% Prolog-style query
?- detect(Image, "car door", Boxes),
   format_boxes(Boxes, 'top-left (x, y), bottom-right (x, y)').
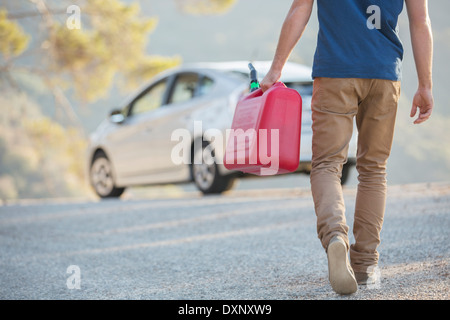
top-left (145, 72), bottom-right (208, 174)
top-left (147, 72), bottom-right (221, 176)
top-left (106, 77), bottom-right (171, 179)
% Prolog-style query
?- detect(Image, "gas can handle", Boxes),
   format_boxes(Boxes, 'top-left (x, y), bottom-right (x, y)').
top-left (244, 81), bottom-right (285, 100)
top-left (246, 87), bottom-right (263, 99)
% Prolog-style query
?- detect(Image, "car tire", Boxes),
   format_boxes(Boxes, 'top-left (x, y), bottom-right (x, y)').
top-left (191, 141), bottom-right (237, 195)
top-left (90, 151), bottom-right (125, 198)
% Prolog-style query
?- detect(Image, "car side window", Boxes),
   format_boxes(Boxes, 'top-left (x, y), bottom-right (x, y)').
top-left (131, 79), bottom-right (168, 116)
top-left (168, 73), bottom-right (199, 104)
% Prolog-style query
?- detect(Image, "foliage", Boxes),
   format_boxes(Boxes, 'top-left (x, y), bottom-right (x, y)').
top-left (1, 0), bottom-right (180, 103)
top-left (0, 9), bottom-right (30, 59)
top-left (0, 92), bottom-right (90, 200)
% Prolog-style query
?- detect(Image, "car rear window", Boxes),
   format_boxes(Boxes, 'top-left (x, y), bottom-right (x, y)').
top-left (285, 82), bottom-right (313, 96)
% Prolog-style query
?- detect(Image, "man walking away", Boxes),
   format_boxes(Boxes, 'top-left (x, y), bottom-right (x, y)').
top-left (260, 0), bottom-right (434, 295)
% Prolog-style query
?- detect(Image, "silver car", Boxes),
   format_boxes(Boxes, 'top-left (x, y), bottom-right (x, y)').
top-left (87, 61), bottom-right (357, 198)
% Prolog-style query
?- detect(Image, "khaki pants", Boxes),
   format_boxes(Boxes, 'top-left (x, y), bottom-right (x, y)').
top-left (310, 77), bottom-right (401, 273)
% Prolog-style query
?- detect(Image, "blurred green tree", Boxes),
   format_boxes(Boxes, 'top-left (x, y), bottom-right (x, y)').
top-left (0, 9), bottom-right (30, 58)
top-left (1, 0), bottom-right (182, 199)
top-left (0, 92), bottom-right (90, 200)
top-left (1, 0), bottom-right (181, 107)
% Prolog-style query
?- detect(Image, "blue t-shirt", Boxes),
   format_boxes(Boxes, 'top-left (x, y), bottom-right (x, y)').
top-left (312, 0), bottom-right (405, 81)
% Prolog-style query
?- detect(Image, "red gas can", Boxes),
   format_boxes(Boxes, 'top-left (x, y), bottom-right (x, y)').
top-left (224, 81), bottom-right (302, 176)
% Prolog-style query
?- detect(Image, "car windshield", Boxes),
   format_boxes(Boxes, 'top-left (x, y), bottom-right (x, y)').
top-left (131, 79), bottom-right (168, 116)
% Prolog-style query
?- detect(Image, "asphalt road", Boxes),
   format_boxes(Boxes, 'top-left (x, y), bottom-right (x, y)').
top-left (0, 179), bottom-right (449, 300)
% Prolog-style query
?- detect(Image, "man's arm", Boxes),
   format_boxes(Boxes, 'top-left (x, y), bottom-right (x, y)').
top-left (406, 0), bottom-right (434, 124)
top-left (260, 0), bottom-right (314, 92)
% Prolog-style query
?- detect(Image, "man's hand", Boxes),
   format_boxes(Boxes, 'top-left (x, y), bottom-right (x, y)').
top-left (260, 69), bottom-right (281, 92)
top-left (410, 87), bottom-right (433, 124)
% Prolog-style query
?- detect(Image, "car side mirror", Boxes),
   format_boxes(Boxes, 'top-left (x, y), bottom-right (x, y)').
top-left (109, 109), bottom-right (125, 124)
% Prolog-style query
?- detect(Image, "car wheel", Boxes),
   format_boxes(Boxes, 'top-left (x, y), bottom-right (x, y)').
top-left (192, 141), bottom-right (236, 194)
top-left (90, 151), bottom-right (125, 198)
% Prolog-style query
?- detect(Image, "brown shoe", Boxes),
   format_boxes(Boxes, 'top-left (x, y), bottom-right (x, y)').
top-left (327, 236), bottom-right (358, 295)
